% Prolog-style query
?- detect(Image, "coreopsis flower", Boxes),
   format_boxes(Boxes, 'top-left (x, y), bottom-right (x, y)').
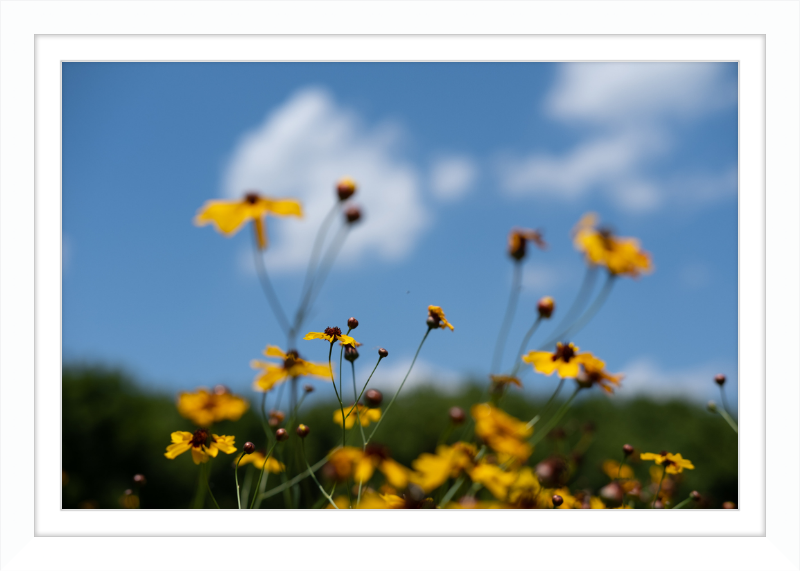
top-left (507, 228), bottom-right (547, 261)
top-left (410, 442), bottom-right (477, 492)
top-left (334, 404), bottom-right (381, 429)
top-left (303, 326), bottom-right (358, 346)
top-left (236, 450), bottom-right (285, 473)
top-left (489, 374), bottom-right (522, 388)
top-left (194, 192), bottom-right (303, 250)
top-left (164, 429), bottom-right (236, 464)
top-left (327, 492), bottom-right (408, 509)
top-left (640, 451), bottom-right (695, 474)
top-left (577, 357), bottom-right (624, 393)
top-left (447, 499), bottom-right (507, 509)
top-left (177, 387), bottom-right (249, 427)
top-left (468, 462), bottom-right (518, 501)
top-left (327, 445), bottom-right (410, 489)
top-left (522, 342), bottom-right (597, 379)
top-left (427, 305), bottom-right (454, 331)
top-left (471, 403), bottom-right (533, 463)
top-left (507, 467), bottom-right (542, 508)
top-left (250, 346), bottom-right (329, 392)
top-left (572, 213), bottom-right (652, 277)
top-left (602, 459), bottom-right (634, 481)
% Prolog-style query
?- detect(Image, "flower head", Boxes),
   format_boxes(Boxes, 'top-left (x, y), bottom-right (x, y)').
top-left (507, 228), bottom-right (547, 261)
top-left (194, 192), bottom-right (303, 250)
top-left (522, 342), bottom-right (597, 379)
top-left (489, 374), bottom-right (523, 389)
top-left (468, 461), bottom-right (518, 501)
top-left (410, 442), bottom-right (477, 493)
top-left (303, 326), bottom-right (358, 346)
top-left (427, 306), bottom-right (454, 331)
top-left (164, 429), bottom-right (236, 465)
top-left (640, 451), bottom-right (695, 474)
top-left (334, 404), bottom-right (381, 429)
top-left (236, 450), bottom-right (285, 473)
top-left (250, 346), bottom-right (329, 392)
top-left (572, 213), bottom-right (652, 277)
top-left (177, 387), bottom-right (249, 427)
top-left (577, 357), bottom-right (624, 393)
top-left (471, 403), bottom-right (533, 463)
top-left (327, 445), bottom-right (410, 489)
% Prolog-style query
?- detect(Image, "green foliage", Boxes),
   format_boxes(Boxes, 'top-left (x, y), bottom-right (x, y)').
top-left (62, 365), bottom-right (737, 509)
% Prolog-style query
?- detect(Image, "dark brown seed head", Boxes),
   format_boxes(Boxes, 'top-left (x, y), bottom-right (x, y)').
top-left (714, 374), bottom-right (726, 386)
top-left (690, 490), bottom-right (701, 502)
top-left (133, 474), bottom-right (146, 486)
top-left (347, 317), bottom-right (359, 330)
top-left (275, 428), bottom-right (289, 442)
top-left (449, 406), bottom-right (466, 424)
top-left (296, 424), bottom-right (310, 438)
top-left (345, 206), bottom-right (362, 224)
top-left (622, 444), bottom-right (634, 456)
top-left (243, 442), bottom-right (256, 454)
top-left (378, 347), bottom-right (389, 358)
top-left (426, 315), bottom-right (439, 329)
top-left (244, 192), bottom-right (259, 204)
top-left (324, 326), bottom-right (342, 340)
top-left (552, 494), bottom-right (564, 507)
top-left (344, 345), bottom-right (360, 362)
top-left (537, 296), bottom-right (555, 319)
top-left (365, 389), bottom-right (383, 408)
top-left (336, 178), bottom-right (356, 201)
top-left (190, 429), bottom-right (209, 448)
top-left (303, 384), bottom-right (314, 394)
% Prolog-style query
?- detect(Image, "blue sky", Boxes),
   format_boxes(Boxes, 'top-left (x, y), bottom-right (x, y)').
top-left (62, 63), bottom-right (738, 407)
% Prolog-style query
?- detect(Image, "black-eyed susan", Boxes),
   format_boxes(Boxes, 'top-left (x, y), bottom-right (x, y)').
top-left (522, 342), bottom-right (597, 379)
top-left (236, 450), bottom-right (285, 474)
top-left (164, 429), bottom-right (236, 464)
top-left (334, 404), bottom-right (381, 429)
top-left (410, 442), bottom-right (477, 493)
top-left (250, 346), bottom-right (329, 392)
top-left (572, 213), bottom-right (652, 278)
top-left (194, 192), bottom-right (303, 250)
top-left (176, 387), bottom-right (249, 427)
top-left (640, 451), bottom-right (695, 474)
top-left (303, 326), bottom-right (358, 346)
top-left (507, 228), bottom-right (547, 261)
top-left (577, 357), bottom-right (624, 393)
top-left (471, 403), bottom-right (533, 463)
top-left (427, 305), bottom-right (454, 331)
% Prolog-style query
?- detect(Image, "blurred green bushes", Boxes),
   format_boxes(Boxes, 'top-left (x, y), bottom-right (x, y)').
top-left (62, 364), bottom-right (737, 509)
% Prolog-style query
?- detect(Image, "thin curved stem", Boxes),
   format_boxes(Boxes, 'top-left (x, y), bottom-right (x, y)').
top-left (346, 356), bottom-right (384, 419)
top-left (553, 273), bottom-right (616, 345)
top-left (539, 265), bottom-right (598, 349)
top-left (365, 327), bottom-right (431, 445)
top-left (252, 231), bottom-right (290, 334)
top-left (526, 378), bottom-right (565, 429)
top-left (301, 441), bottom-right (338, 509)
top-left (492, 262), bottom-right (522, 373)
top-left (249, 442), bottom-right (278, 509)
top-left (529, 386), bottom-right (581, 448)
top-left (328, 342), bottom-right (349, 507)
top-left (652, 469), bottom-right (665, 508)
top-left (299, 225), bottom-right (350, 326)
top-left (719, 385), bottom-right (736, 422)
top-left (235, 454), bottom-right (245, 509)
top-left (203, 464), bottom-right (221, 509)
top-left (671, 496), bottom-right (693, 510)
top-left (510, 316), bottom-right (542, 377)
top-left (351, 361), bottom-right (367, 447)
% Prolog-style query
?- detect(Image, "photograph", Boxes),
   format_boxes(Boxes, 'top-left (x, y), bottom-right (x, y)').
top-left (61, 61), bottom-right (739, 511)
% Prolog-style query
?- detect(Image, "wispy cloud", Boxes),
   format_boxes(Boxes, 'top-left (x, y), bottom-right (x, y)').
top-left (429, 155), bottom-right (478, 202)
top-left (364, 357), bottom-right (463, 396)
top-left (496, 63), bottom-right (737, 213)
top-left (224, 88), bottom-right (431, 273)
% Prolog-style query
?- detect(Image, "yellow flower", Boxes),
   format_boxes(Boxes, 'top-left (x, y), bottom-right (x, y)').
top-left (236, 450), bottom-right (285, 473)
top-left (507, 467), bottom-right (542, 508)
top-left (250, 346), bottom-right (329, 392)
top-left (522, 342), bottom-right (597, 379)
top-left (194, 192), bottom-right (303, 250)
top-left (164, 429), bottom-right (236, 464)
top-left (471, 403), bottom-right (533, 463)
top-left (327, 445), bottom-right (410, 489)
top-left (176, 387), bottom-right (249, 427)
top-left (547, 487), bottom-right (579, 509)
top-left (427, 305), bottom-right (454, 331)
top-left (468, 462), bottom-right (518, 501)
top-left (578, 357), bottom-right (624, 393)
top-left (334, 404), bottom-right (381, 429)
top-left (410, 442), bottom-right (477, 493)
top-left (303, 326), bottom-right (358, 346)
top-left (489, 374), bottom-right (522, 388)
top-left (602, 459), bottom-right (634, 481)
top-left (446, 499), bottom-right (507, 509)
top-left (327, 491), bottom-right (410, 509)
top-left (640, 451), bottom-right (694, 474)
top-left (572, 213), bottom-right (653, 277)
top-left (507, 228), bottom-right (547, 261)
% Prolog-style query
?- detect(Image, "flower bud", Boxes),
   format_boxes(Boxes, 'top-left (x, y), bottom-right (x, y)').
top-left (622, 444), bottom-right (634, 456)
top-left (124, 488), bottom-right (134, 496)
top-left (344, 345), bottom-right (360, 362)
top-left (345, 206), bottom-right (362, 224)
top-left (714, 374), bottom-right (726, 386)
top-left (303, 384), bottom-right (314, 393)
top-left (133, 474), bottom-right (146, 486)
top-left (243, 442), bottom-right (256, 454)
top-left (449, 406), bottom-right (466, 424)
top-left (365, 389), bottom-right (383, 408)
top-left (296, 424), bottom-right (310, 438)
top-left (599, 481), bottom-right (624, 506)
top-left (336, 177), bottom-right (356, 201)
top-left (707, 401), bottom-right (718, 413)
top-left (213, 384), bottom-right (230, 395)
top-left (722, 501), bottom-right (736, 509)
top-left (378, 347), bottom-right (389, 359)
top-left (537, 296), bottom-right (555, 319)
top-left (653, 500), bottom-right (664, 509)
top-left (268, 410), bottom-right (285, 427)
top-left (551, 494), bottom-right (563, 507)
top-left (276, 428), bottom-right (289, 441)
top-left (690, 490), bottom-right (701, 502)
top-left (347, 317), bottom-right (359, 330)
top-left (426, 315), bottom-right (439, 329)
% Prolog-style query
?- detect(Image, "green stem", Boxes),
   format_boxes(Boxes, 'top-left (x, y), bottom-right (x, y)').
top-left (235, 454), bottom-right (245, 509)
top-left (439, 475), bottom-right (466, 507)
top-left (671, 496), bottom-right (693, 510)
top-left (526, 378), bottom-right (565, 429)
top-left (616, 455), bottom-right (628, 480)
top-left (351, 361), bottom-right (367, 447)
top-left (492, 261), bottom-right (522, 374)
top-left (718, 407), bottom-right (739, 434)
top-left (510, 317), bottom-right (542, 377)
top-left (193, 462), bottom-right (208, 509)
top-left (652, 468), bottom-right (665, 508)
top-left (555, 273), bottom-right (616, 344)
top-left (345, 356), bottom-right (385, 419)
top-left (366, 327), bottom-right (431, 445)
top-left (249, 442), bottom-right (278, 509)
top-left (203, 463), bottom-right (221, 509)
top-left (328, 342), bottom-right (349, 507)
top-left (529, 386), bottom-right (581, 448)
top-left (539, 266), bottom-right (597, 349)
top-left (338, 327), bottom-right (352, 398)
top-left (302, 441), bottom-right (338, 509)
top-left (719, 385), bottom-right (737, 427)
top-left (252, 231), bottom-right (290, 335)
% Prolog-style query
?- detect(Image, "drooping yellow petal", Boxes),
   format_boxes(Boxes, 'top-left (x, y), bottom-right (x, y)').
top-left (523, 351), bottom-right (559, 376)
top-left (293, 361), bottom-right (331, 379)
top-left (380, 459), bottom-right (410, 489)
top-left (170, 431), bottom-right (193, 444)
top-left (263, 198), bottom-right (303, 217)
top-left (212, 434), bottom-right (237, 454)
top-left (194, 200), bottom-right (252, 235)
top-left (203, 444), bottom-right (219, 458)
top-left (191, 447), bottom-right (209, 465)
top-left (338, 334), bottom-right (358, 347)
top-left (251, 361), bottom-right (288, 392)
top-left (263, 346), bottom-right (286, 359)
top-left (303, 331), bottom-right (331, 342)
top-left (164, 441), bottom-right (192, 459)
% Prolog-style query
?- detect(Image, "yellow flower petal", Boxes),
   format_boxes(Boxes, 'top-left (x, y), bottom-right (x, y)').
top-left (164, 441), bottom-right (192, 459)
top-left (191, 447), bottom-right (208, 465)
top-left (263, 198), bottom-right (303, 218)
top-left (194, 201), bottom-right (252, 235)
top-left (263, 345), bottom-right (286, 359)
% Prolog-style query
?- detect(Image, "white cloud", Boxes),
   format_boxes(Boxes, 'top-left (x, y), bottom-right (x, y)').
top-left (616, 357), bottom-right (737, 408)
top-left (224, 88), bottom-right (431, 273)
top-left (429, 155), bottom-right (477, 201)
top-left (679, 262), bottom-right (713, 290)
top-left (521, 261), bottom-right (574, 294)
top-left (363, 357), bottom-right (463, 396)
top-left (497, 63), bottom-right (737, 213)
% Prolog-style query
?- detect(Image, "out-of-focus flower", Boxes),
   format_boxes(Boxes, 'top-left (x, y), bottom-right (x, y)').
top-left (194, 192), bottom-right (303, 250)
top-left (327, 445), bottom-right (410, 489)
top-left (602, 459), bottom-right (634, 481)
top-left (410, 442), bottom-right (477, 493)
top-left (640, 451), bottom-right (695, 474)
top-left (537, 296), bottom-right (555, 319)
top-left (334, 404), bottom-right (381, 429)
top-left (337, 177), bottom-right (357, 201)
top-left (304, 326), bottom-right (358, 346)
top-left (468, 461), bottom-right (518, 500)
top-left (572, 213), bottom-right (652, 277)
top-left (522, 342), bottom-right (597, 379)
top-left (236, 450), bottom-right (285, 473)
top-left (164, 429), bottom-right (236, 464)
top-left (577, 357), bottom-right (624, 393)
top-left (447, 499), bottom-right (507, 509)
top-left (507, 228), bottom-right (547, 261)
top-left (544, 487), bottom-right (579, 509)
top-left (427, 306), bottom-right (454, 331)
top-left (535, 456), bottom-right (569, 488)
top-left (489, 374), bottom-right (522, 389)
top-left (177, 387), bottom-right (249, 427)
top-left (250, 346), bottom-right (329, 393)
top-left (119, 490), bottom-right (140, 509)
top-left (471, 403), bottom-right (533, 463)
top-left (507, 467), bottom-right (542, 508)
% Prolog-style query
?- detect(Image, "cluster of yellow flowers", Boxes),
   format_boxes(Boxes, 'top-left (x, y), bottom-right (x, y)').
top-left (153, 178), bottom-right (736, 511)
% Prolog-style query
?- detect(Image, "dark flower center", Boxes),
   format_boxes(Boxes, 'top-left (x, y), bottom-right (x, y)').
top-left (598, 227), bottom-right (615, 249)
top-left (190, 429), bottom-right (209, 448)
top-left (324, 326), bottom-right (342, 340)
top-left (244, 192), bottom-right (259, 204)
top-left (553, 344), bottom-right (576, 363)
top-left (284, 350), bottom-right (300, 369)
top-left (364, 443), bottom-right (390, 460)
